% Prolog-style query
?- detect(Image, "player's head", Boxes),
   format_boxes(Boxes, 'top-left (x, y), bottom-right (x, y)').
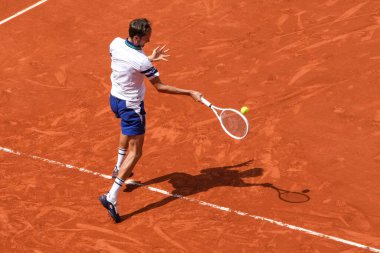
top-left (129, 18), bottom-right (152, 48)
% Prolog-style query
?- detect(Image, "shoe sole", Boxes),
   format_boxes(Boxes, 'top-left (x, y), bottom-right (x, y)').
top-left (98, 195), bottom-right (121, 223)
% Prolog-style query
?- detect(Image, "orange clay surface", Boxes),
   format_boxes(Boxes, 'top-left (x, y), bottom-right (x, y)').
top-left (0, 0), bottom-right (39, 21)
top-left (1, 0), bottom-right (380, 252)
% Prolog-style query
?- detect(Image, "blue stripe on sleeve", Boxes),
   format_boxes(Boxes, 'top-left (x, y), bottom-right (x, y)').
top-left (141, 66), bottom-right (155, 74)
top-left (146, 69), bottom-right (158, 77)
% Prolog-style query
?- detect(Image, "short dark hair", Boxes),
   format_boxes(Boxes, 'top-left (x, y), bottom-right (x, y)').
top-left (129, 18), bottom-right (151, 38)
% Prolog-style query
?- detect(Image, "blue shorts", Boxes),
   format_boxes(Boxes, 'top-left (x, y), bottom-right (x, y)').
top-left (110, 95), bottom-right (146, 136)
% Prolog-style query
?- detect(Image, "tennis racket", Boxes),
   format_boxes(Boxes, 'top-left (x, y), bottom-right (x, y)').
top-left (200, 97), bottom-right (249, 140)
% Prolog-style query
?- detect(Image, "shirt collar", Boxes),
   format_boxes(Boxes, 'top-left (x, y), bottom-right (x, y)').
top-left (125, 38), bottom-right (142, 50)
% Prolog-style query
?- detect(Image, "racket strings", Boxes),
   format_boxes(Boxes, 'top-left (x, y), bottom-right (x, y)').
top-left (220, 110), bottom-right (248, 139)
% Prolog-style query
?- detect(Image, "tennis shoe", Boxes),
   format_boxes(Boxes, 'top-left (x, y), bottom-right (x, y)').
top-left (98, 194), bottom-right (121, 223)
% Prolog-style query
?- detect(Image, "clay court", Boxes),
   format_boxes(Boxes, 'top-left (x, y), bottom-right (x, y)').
top-left (1, 0), bottom-right (380, 252)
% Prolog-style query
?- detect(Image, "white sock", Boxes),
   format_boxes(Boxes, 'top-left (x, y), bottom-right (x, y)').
top-left (116, 148), bottom-right (127, 169)
top-left (107, 177), bottom-right (125, 204)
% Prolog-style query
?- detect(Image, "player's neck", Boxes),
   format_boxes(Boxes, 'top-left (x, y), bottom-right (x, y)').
top-left (126, 38), bottom-right (142, 50)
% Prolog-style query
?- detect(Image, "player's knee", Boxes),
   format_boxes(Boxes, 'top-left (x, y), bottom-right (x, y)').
top-left (119, 140), bottom-right (128, 149)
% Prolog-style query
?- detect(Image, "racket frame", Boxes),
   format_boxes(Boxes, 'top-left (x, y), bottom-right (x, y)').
top-left (201, 97), bottom-right (249, 140)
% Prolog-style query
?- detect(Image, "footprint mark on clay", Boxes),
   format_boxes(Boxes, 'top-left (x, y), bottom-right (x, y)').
top-left (201, 0), bottom-right (218, 17)
top-left (296, 11), bottom-right (306, 30)
top-left (54, 65), bottom-right (68, 87)
top-left (288, 61), bottom-right (321, 86)
top-left (277, 14), bottom-right (289, 33)
top-left (334, 1), bottom-right (369, 22)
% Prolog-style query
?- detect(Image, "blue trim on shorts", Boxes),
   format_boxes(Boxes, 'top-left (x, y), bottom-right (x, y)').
top-left (110, 95), bottom-right (146, 136)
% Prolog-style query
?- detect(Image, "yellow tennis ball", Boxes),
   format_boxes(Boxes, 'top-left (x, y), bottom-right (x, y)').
top-left (240, 106), bottom-right (249, 114)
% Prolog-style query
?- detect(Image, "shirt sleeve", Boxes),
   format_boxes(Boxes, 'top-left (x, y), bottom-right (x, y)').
top-left (140, 59), bottom-right (160, 80)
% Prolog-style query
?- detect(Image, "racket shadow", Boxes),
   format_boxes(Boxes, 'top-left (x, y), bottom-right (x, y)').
top-left (257, 183), bottom-right (311, 204)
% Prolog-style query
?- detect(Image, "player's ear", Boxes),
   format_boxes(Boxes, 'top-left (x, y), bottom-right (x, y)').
top-left (132, 35), bottom-right (140, 44)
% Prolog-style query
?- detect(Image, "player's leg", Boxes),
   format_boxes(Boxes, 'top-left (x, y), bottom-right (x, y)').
top-left (112, 133), bottom-right (130, 178)
top-left (100, 134), bottom-right (144, 223)
top-left (100, 99), bottom-right (145, 222)
top-left (110, 94), bottom-right (129, 178)
top-left (118, 133), bottom-right (144, 180)
top-left (107, 134), bottom-right (144, 203)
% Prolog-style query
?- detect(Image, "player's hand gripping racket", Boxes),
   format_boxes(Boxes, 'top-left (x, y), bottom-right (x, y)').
top-left (200, 97), bottom-right (249, 140)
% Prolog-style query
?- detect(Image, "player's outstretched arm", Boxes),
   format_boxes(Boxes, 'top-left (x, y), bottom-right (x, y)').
top-left (150, 76), bottom-right (202, 102)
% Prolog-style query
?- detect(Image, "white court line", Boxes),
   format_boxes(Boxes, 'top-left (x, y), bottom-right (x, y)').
top-left (1, 145), bottom-right (379, 252)
top-left (0, 0), bottom-right (48, 26)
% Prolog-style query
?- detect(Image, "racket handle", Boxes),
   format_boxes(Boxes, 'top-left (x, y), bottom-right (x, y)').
top-left (200, 97), bottom-right (212, 107)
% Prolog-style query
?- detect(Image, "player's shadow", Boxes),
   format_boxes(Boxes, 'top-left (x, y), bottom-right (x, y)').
top-left (120, 161), bottom-right (311, 221)
top-left (120, 160), bottom-right (262, 221)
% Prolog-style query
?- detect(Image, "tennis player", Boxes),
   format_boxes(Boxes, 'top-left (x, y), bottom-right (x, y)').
top-left (99, 18), bottom-right (203, 223)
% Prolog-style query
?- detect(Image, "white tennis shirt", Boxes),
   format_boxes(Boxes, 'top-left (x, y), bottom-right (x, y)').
top-left (110, 37), bottom-right (159, 108)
